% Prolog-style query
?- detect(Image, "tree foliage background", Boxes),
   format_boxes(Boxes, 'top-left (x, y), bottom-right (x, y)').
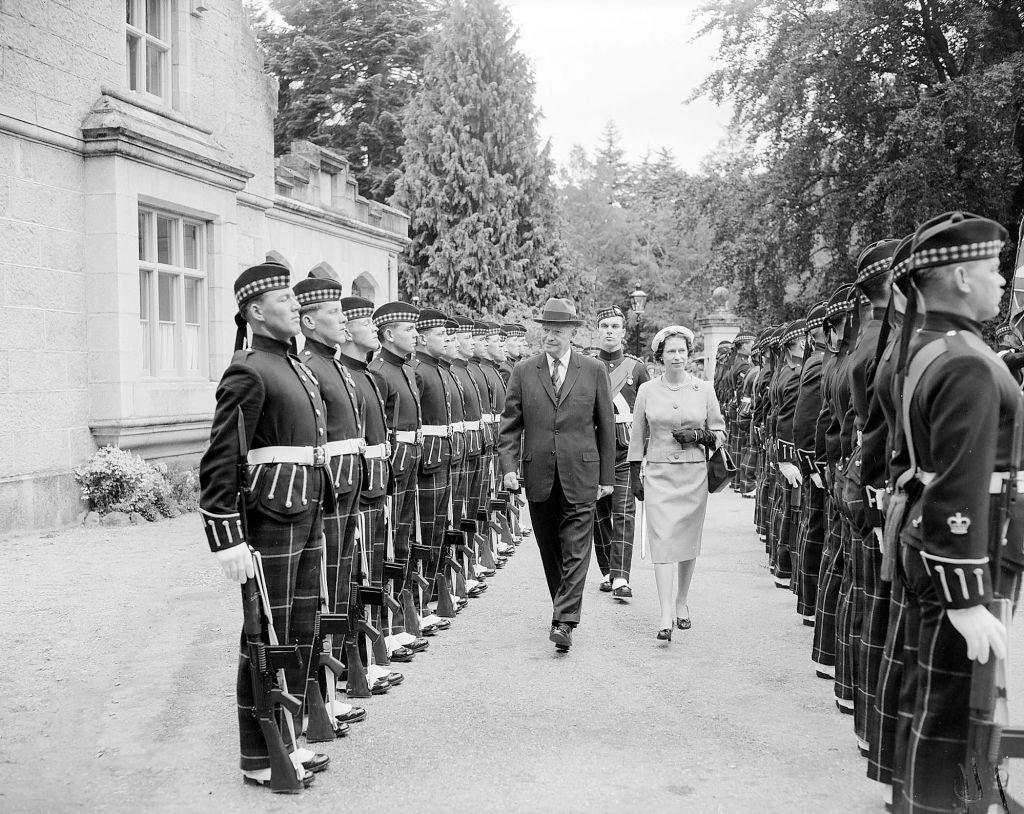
top-left (693, 0), bottom-right (1024, 323)
top-left (392, 0), bottom-right (572, 317)
top-left (251, 0), bottom-right (441, 202)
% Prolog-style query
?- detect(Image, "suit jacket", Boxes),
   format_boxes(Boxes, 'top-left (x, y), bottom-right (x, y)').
top-left (498, 350), bottom-right (615, 504)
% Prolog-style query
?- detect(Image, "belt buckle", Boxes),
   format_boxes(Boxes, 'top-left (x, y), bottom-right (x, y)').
top-left (384, 441), bottom-right (393, 458)
top-left (357, 439), bottom-right (366, 454)
top-left (312, 446), bottom-right (327, 467)
top-left (416, 430), bottom-right (424, 444)
top-left (445, 425), bottom-right (453, 438)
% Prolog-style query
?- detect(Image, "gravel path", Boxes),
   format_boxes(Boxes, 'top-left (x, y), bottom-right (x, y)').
top-left (2, 490), bottom-right (1020, 813)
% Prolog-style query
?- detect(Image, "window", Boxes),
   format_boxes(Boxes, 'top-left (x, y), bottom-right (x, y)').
top-left (138, 207), bottom-right (206, 377)
top-left (126, 0), bottom-right (171, 101)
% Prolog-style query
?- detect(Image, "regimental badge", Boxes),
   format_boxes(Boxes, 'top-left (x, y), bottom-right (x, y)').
top-left (626, 374), bottom-right (633, 385)
top-left (947, 513), bottom-right (971, 535)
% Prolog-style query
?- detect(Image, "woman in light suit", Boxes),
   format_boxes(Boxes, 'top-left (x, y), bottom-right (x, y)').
top-left (628, 326), bottom-right (727, 641)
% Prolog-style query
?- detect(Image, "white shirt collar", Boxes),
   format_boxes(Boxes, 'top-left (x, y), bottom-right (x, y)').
top-left (547, 347), bottom-right (572, 374)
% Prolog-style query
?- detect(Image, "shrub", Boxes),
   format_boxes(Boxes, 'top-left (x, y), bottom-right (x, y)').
top-left (75, 447), bottom-right (201, 517)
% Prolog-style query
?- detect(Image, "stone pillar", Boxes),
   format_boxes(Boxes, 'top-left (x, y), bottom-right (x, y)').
top-left (697, 286), bottom-right (741, 382)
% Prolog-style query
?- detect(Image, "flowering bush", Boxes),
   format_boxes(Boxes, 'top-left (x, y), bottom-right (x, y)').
top-left (74, 447), bottom-right (199, 518)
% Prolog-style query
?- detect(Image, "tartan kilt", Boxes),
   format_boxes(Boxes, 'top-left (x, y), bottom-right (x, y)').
top-left (451, 456), bottom-right (470, 526)
top-left (856, 528), bottom-right (886, 747)
top-left (355, 497), bottom-right (387, 639)
top-left (866, 574), bottom-right (906, 785)
top-left (833, 516), bottom-right (856, 703)
top-left (464, 453), bottom-right (484, 531)
top-left (894, 549), bottom-right (1023, 813)
top-left (738, 437), bottom-right (758, 493)
top-left (770, 474), bottom-right (794, 579)
top-left (594, 458), bottom-right (635, 582)
top-left (389, 441), bottom-right (422, 576)
top-left (476, 448), bottom-right (494, 519)
top-left (767, 469), bottom-right (785, 564)
top-left (417, 465), bottom-right (452, 597)
top-left (727, 416), bottom-right (743, 470)
top-left (236, 505), bottom-right (323, 771)
top-left (754, 447), bottom-right (770, 536)
top-left (796, 480), bottom-right (825, 616)
top-left (323, 483), bottom-right (361, 662)
top-left (812, 496), bottom-right (844, 666)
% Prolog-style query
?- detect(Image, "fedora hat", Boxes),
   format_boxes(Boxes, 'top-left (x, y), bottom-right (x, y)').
top-left (534, 297), bottom-right (582, 325)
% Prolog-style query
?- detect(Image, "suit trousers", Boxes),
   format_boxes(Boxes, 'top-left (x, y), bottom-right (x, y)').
top-left (529, 467), bottom-right (595, 627)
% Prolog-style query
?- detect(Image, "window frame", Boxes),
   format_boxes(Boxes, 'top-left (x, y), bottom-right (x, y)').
top-left (137, 206), bottom-right (208, 379)
top-left (125, 0), bottom-right (173, 105)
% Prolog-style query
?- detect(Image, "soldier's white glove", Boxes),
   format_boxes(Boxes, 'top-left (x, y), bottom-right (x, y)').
top-left (946, 605), bottom-right (1007, 664)
top-left (810, 473), bottom-right (824, 489)
top-left (216, 545), bottom-right (255, 584)
top-left (778, 463), bottom-right (803, 487)
top-left (502, 472), bottom-right (520, 492)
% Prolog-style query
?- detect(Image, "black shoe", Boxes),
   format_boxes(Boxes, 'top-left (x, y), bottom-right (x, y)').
top-left (835, 699), bottom-right (854, 716)
top-left (675, 617), bottom-right (691, 630)
top-left (302, 753), bottom-right (331, 773)
top-left (802, 618), bottom-right (815, 628)
top-left (549, 622), bottom-right (572, 651)
top-left (612, 585), bottom-right (632, 601)
top-left (330, 721), bottom-right (350, 737)
top-left (243, 769), bottom-right (315, 791)
top-left (335, 707), bottom-right (366, 724)
top-left (656, 628), bottom-right (672, 641)
top-left (598, 578), bottom-right (612, 593)
top-left (389, 647), bottom-right (415, 663)
top-left (405, 637), bottom-right (430, 653)
top-left (368, 679), bottom-right (389, 695)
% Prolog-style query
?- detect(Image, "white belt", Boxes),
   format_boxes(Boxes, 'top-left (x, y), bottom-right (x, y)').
top-left (483, 413), bottom-right (500, 423)
top-left (325, 438), bottom-right (365, 457)
top-left (614, 413), bottom-right (633, 425)
top-left (363, 443), bottom-right (389, 460)
top-left (917, 470), bottom-right (1013, 494)
top-left (394, 430), bottom-right (422, 444)
top-left (451, 421), bottom-right (465, 433)
top-left (247, 445), bottom-right (328, 467)
top-left (463, 420), bottom-right (481, 431)
top-left (422, 424), bottom-right (451, 437)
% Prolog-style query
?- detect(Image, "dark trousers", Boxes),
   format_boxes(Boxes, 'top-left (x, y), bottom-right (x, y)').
top-left (594, 457), bottom-right (634, 582)
top-left (529, 470), bottom-right (595, 627)
top-left (236, 506), bottom-right (323, 771)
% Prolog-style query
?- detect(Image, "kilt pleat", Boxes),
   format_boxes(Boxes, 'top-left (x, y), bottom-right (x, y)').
top-left (323, 485), bottom-right (361, 662)
top-left (796, 481), bottom-right (825, 616)
top-left (834, 517), bottom-right (856, 703)
top-left (866, 575), bottom-right (906, 785)
top-left (417, 465), bottom-right (452, 598)
top-left (594, 459), bottom-right (635, 582)
top-left (812, 496), bottom-right (844, 666)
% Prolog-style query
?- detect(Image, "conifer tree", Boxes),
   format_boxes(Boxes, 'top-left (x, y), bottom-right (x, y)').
top-left (392, 0), bottom-right (569, 314)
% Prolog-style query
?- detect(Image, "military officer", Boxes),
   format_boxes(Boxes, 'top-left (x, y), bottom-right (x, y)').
top-left (468, 321), bottom-right (500, 573)
top-left (772, 320), bottom-right (807, 589)
top-left (199, 261), bottom-right (330, 789)
top-left (891, 212), bottom-right (1019, 813)
top-left (293, 276), bottom-right (369, 726)
top-left (726, 332), bottom-right (756, 482)
top-left (591, 305), bottom-right (650, 598)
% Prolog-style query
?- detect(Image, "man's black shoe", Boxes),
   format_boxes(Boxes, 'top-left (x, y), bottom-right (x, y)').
top-left (612, 585), bottom-right (632, 601)
top-left (389, 647), bottom-right (415, 663)
top-left (405, 637), bottom-right (430, 653)
top-left (549, 622), bottom-right (572, 651)
top-left (302, 753), bottom-right (331, 773)
top-left (598, 578), bottom-right (612, 593)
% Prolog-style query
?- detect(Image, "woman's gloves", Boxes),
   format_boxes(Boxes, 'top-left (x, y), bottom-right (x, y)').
top-left (672, 428), bottom-right (717, 449)
top-left (630, 462), bottom-right (644, 502)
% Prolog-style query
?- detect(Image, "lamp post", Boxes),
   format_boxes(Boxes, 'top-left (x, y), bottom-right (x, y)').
top-left (629, 283), bottom-right (648, 357)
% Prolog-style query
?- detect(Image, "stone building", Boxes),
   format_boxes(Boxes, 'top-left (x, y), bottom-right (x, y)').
top-left (0, 0), bottom-right (409, 533)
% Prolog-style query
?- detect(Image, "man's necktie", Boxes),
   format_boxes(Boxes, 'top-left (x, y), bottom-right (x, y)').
top-left (551, 357), bottom-right (563, 395)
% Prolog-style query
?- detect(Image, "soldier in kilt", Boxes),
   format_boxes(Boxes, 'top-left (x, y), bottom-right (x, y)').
top-left (438, 318), bottom-right (469, 611)
top-left (338, 297), bottom-right (413, 677)
top-left (592, 306), bottom-right (650, 599)
top-left (736, 335), bottom-right (763, 497)
top-left (481, 322), bottom-right (513, 560)
top-left (886, 212), bottom-right (1021, 813)
top-left (840, 239), bottom-right (901, 752)
top-left (199, 262), bottom-right (331, 788)
top-left (293, 277), bottom-right (369, 726)
top-left (772, 321), bottom-right (806, 589)
top-left (752, 328), bottom-right (780, 543)
top-left (369, 302), bottom-right (431, 652)
top-left (765, 325), bottom-right (790, 569)
top-left (726, 333), bottom-right (755, 483)
top-left (412, 308), bottom-right (455, 630)
top-left (811, 286), bottom-right (854, 684)
top-left (862, 236), bottom-right (914, 799)
top-left (450, 317), bottom-right (488, 596)
top-left (794, 303), bottom-right (827, 624)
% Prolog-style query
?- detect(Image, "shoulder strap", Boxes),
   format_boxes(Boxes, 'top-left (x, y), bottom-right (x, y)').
top-left (896, 337), bottom-right (948, 490)
top-left (608, 359), bottom-right (633, 396)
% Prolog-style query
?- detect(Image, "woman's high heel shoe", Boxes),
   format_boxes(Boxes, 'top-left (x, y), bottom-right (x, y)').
top-left (676, 617), bottom-right (691, 630)
top-left (656, 628), bottom-right (672, 641)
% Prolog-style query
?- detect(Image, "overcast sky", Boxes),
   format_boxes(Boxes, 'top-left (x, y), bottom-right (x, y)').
top-left (502, 0), bottom-right (732, 172)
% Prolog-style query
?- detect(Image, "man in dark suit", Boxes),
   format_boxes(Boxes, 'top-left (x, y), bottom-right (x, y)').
top-left (499, 298), bottom-right (616, 652)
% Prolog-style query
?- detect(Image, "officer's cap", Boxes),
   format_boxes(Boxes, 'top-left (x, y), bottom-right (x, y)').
top-left (910, 211), bottom-right (1008, 274)
top-left (416, 308), bottom-right (449, 332)
top-left (596, 306), bottom-right (625, 323)
top-left (294, 275), bottom-right (343, 307)
top-left (805, 301), bottom-right (828, 330)
top-left (373, 301), bottom-right (420, 328)
top-left (855, 239), bottom-right (901, 286)
top-left (341, 296), bottom-right (375, 320)
top-left (234, 261), bottom-right (291, 309)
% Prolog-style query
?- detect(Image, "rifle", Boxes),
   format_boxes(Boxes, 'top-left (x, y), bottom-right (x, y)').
top-left (344, 513), bottom-right (384, 697)
top-left (236, 408), bottom-right (304, 793)
top-left (961, 391), bottom-right (1024, 810)
top-left (303, 546), bottom-right (347, 743)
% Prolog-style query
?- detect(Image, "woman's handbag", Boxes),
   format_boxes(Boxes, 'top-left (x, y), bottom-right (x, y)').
top-left (707, 445), bottom-right (736, 493)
